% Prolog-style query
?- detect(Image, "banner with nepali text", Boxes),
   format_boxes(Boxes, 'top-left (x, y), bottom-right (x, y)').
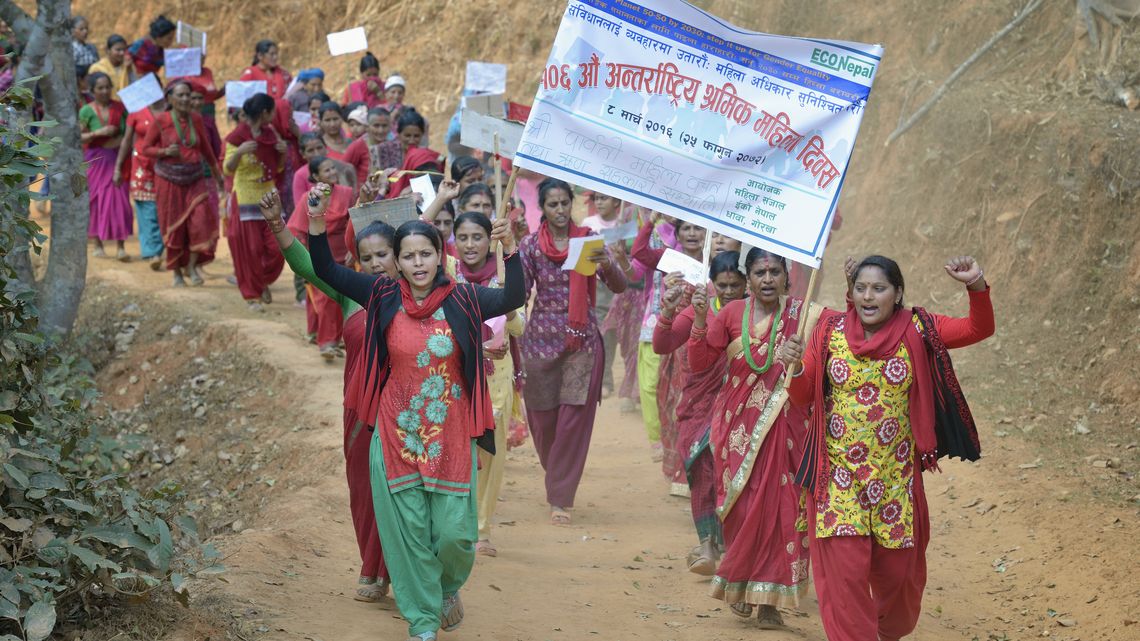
top-left (515, 0), bottom-right (883, 267)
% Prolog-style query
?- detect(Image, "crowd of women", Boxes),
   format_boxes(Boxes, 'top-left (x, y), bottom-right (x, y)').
top-left (48, 14), bottom-right (998, 641)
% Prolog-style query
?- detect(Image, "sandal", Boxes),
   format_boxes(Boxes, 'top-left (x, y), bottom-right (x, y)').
top-left (688, 554), bottom-right (716, 576)
top-left (92, 245), bottom-right (107, 258)
top-left (730, 603), bottom-right (754, 618)
top-left (247, 301), bottom-right (265, 313)
top-left (476, 539), bottom-right (498, 557)
top-left (261, 288), bottom-right (272, 304)
top-left (189, 272), bottom-right (204, 287)
top-left (319, 344), bottom-right (337, 362)
top-left (440, 592), bottom-right (464, 632)
top-left (550, 507), bottom-right (572, 526)
top-left (353, 577), bottom-right (389, 602)
top-left (172, 272), bottom-right (186, 288)
top-left (116, 249), bottom-right (131, 263)
top-left (148, 255), bottom-right (163, 271)
top-left (755, 605), bottom-right (786, 630)
top-left (406, 633), bottom-right (436, 641)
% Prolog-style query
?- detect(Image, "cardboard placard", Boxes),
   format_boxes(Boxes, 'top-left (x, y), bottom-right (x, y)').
top-left (460, 109), bottom-right (524, 158)
top-left (348, 196), bottom-right (419, 231)
top-left (176, 21), bottom-right (207, 55)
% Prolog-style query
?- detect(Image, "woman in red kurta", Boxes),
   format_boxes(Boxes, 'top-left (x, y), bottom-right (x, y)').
top-left (686, 248), bottom-right (821, 628)
top-left (140, 79), bottom-right (223, 287)
top-left (780, 255), bottom-right (994, 641)
top-left (287, 155), bottom-right (354, 359)
top-left (653, 250), bottom-right (746, 575)
top-left (240, 40), bottom-right (291, 99)
top-left (342, 52), bottom-right (385, 109)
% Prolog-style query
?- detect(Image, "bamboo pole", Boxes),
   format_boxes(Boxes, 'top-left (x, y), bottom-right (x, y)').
top-left (494, 170), bottom-right (520, 284)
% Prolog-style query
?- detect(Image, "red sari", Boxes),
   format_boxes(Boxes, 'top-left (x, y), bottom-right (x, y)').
top-left (240, 64), bottom-right (292, 100)
top-left (289, 184), bottom-right (353, 347)
top-left (140, 111), bottom-right (221, 270)
top-left (687, 296), bottom-right (821, 608)
top-left (343, 78), bottom-right (385, 109)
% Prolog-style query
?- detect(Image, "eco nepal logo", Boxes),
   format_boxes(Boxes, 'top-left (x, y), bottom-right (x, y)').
top-left (809, 47), bottom-right (876, 80)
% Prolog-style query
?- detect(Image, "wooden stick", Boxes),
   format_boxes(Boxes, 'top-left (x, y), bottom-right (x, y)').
top-left (700, 229), bottom-right (713, 282)
top-left (885, 0), bottom-right (1044, 146)
top-left (794, 267), bottom-right (820, 342)
top-left (494, 170), bottom-right (520, 284)
top-left (443, 155), bottom-right (451, 183)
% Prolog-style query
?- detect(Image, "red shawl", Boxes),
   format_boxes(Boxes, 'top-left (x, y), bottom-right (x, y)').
top-left (796, 304), bottom-right (937, 501)
top-left (344, 78), bottom-right (386, 109)
top-left (289, 184), bottom-right (354, 262)
top-left (387, 146), bottom-right (442, 199)
top-left (84, 100), bottom-right (127, 149)
top-left (224, 121), bottom-right (282, 183)
top-left (538, 219), bottom-right (596, 351)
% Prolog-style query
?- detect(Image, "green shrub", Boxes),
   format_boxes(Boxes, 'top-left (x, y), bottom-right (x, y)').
top-left (0, 80), bottom-right (220, 641)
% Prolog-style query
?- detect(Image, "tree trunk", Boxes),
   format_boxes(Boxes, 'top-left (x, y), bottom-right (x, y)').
top-left (0, 0), bottom-right (88, 336)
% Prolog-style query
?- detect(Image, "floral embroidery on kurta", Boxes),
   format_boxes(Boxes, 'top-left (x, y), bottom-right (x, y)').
top-left (816, 326), bottom-right (916, 548)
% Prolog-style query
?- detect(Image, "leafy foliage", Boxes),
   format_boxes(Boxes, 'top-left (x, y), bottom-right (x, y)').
top-left (1, 80), bottom-right (221, 639)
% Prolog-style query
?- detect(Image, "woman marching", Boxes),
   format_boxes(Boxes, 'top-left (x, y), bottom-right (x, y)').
top-left (307, 177), bottom-right (525, 641)
top-left (89, 35), bottom-right (134, 102)
top-left (223, 93), bottom-right (286, 311)
top-left (343, 52), bottom-right (385, 109)
top-left (653, 250), bottom-right (747, 575)
top-left (80, 72), bottom-right (134, 262)
top-left (778, 255), bottom-right (993, 641)
top-left (686, 248), bottom-right (821, 629)
top-left (140, 79), bottom-right (223, 287)
top-left (450, 207), bottom-right (526, 557)
top-left (115, 87), bottom-right (165, 269)
top-left (519, 178), bottom-right (628, 525)
top-left (240, 40), bottom-right (291, 99)
top-left (257, 176), bottom-right (397, 603)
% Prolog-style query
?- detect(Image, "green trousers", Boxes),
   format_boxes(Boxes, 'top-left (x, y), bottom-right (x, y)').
top-left (371, 435), bottom-right (477, 638)
top-left (637, 341), bottom-right (661, 442)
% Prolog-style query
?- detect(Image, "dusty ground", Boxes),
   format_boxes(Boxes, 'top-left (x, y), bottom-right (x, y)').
top-left (71, 233), bottom-right (1137, 641)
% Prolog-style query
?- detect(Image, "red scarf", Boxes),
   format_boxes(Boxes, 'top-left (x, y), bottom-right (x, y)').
top-left (538, 219), bottom-right (595, 351)
top-left (224, 121), bottom-right (282, 183)
top-left (398, 278), bottom-right (455, 320)
top-left (387, 145), bottom-right (442, 199)
top-left (459, 257), bottom-right (497, 286)
top-left (798, 304), bottom-right (937, 501)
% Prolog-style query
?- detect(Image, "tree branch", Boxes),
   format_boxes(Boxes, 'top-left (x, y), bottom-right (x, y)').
top-left (0, 0), bottom-right (32, 43)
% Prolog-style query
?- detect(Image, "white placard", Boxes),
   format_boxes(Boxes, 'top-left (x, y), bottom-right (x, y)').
top-left (225, 80), bottom-right (267, 110)
top-left (118, 73), bottom-right (164, 114)
top-left (164, 47), bottom-right (201, 78)
top-left (464, 93), bottom-right (504, 117)
top-left (327, 27), bottom-right (368, 56)
top-left (657, 248), bottom-right (706, 286)
top-left (176, 21), bottom-right (206, 55)
top-left (465, 61), bottom-right (508, 95)
top-left (409, 174), bottom-right (437, 207)
top-left (599, 220), bottom-right (638, 245)
top-left (292, 111), bottom-right (312, 128)
top-left (459, 109), bottom-right (524, 159)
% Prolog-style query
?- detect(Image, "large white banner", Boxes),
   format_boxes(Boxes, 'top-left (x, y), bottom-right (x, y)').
top-left (515, 0), bottom-right (883, 267)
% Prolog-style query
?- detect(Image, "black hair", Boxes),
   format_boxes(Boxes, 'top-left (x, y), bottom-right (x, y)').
top-left (454, 211), bottom-right (492, 236)
top-left (71, 15), bottom-right (88, 29)
top-left (318, 101), bottom-right (342, 120)
top-left (299, 131), bottom-right (323, 148)
top-left (451, 156), bottom-right (482, 182)
top-left (87, 71), bottom-right (111, 90)
top-left (359, 51), bottom-right (380, 73)
top-left (106, 34), bottom-right (127, 50)
top-left (744, 247), bottom-right (790, 290)
top-left (252, 39), bottom-right (276, 66)
top-left (395, 107), bottom-right (426, 133)
top-left (672, 218), bottom-right (704, 235)
top-left (310, 91), bottom-right (331, 106)
top-left (342, 100), bottom-right (365, 119)
top-left (164, 78), bottom-right (192, 96)
top-left (356, 221), bottom-right (395, 253)
top-left (537, 177), bottom-right (573, 208)
top-left (367, 106), bottom-right (391, 120)
top-left (307, 155), bottom-right (333, 182)
top-left (393, 220), bottom-right (450, 288)
top-left (853, 255), bottom-right (905, 308)
top-left (457, 183), bottom-right (494, 212)
top-left (149, 15), bottom-right (176, 39)
top-left (709, 250), bottom-right (744, 281)
top-left (242, 93), bottom-right (276, 120)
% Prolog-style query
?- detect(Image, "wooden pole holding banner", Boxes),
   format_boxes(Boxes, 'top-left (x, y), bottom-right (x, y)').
top-left (782, 265), bottom-right (820, 383)
top-left (493, 132), bottom-right (505, 281)
top-left (700, 229), bottom-right (713, 282)
top-left (493, 170), bottom-right (520, 284)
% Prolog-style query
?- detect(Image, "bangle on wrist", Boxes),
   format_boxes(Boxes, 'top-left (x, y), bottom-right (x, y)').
top-left (307, 211), bottom-right (326, 219)
top-left (965, 270), bottom-right (985, 287)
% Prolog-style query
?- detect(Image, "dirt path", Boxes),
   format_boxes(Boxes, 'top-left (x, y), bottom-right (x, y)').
top-left (82, 237), bottom-right (1137, 641)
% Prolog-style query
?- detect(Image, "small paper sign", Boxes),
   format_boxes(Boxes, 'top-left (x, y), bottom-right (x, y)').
top-left (409, 174), bottom-right (437, 208)
top-left (118, 73), bottom-right (163, 113)
top-left (657, 248), bottom-right (707, 286)
top-left (176, 21), bottom-right (206, 55)
top-left (599, 220), bottom-right (638, 245)
top-left (561, 235), bottom-right (605, 276)
top-left (327, 27), bottom-right (368, 56)
top-left (464, 93), bottom-right (503, 117)
top-left (164, 47), bottom-right (201, 78)
top-left (483, 315), bottom-right (507, 350)
top-left (465, 61), bottom-right (507, 95)
top-left (292, 111), bottom-right (312, 128)
top-left (225, 80), bottom-right (267, 109)
top-left (460, 109), bottom-right (524, 159)
top-left (348, 196), bottom-right (419, 231)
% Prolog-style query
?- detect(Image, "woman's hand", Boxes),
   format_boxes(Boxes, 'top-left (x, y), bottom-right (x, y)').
top-left (359, 172), bottom-right (385, 204)
top-left (437, 178), bottom-right (461, 203)
top-left (491, 216), bottom-right (516, 254)
top-left (236, 140), bottom-right (258, 156)
top-left (660, 284), bottom-right (684, 317)
top-left (945, 255), bottom-right (985, 291)
top-left (777, 335), bottom-right (805, 373)
top-left (309, 183), bottom-right (332, 216)
top-left (274, 138), bottom-right (288, 154)
top-left (844, 255), bottom-right (858, 288)
top-left (258, 190), bottom-right (283, 222)
top-left (690, 287), bottom-right (708, 318)
top-left (96, 125), bottom-right (117, 137)
top-left (163, 143), bottom-right (180, 158)
top-left (662, 271), bottom-right (685, 291)
top-left (484, 343), bottom-right (509, 360)
top-left (587, 246), bottom-right (611, 269)
top-left (112, 166), bottom-right (123, 186)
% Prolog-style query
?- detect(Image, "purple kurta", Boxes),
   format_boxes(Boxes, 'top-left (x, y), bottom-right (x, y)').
top-left (519, 232), bottom-right (627, 507)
